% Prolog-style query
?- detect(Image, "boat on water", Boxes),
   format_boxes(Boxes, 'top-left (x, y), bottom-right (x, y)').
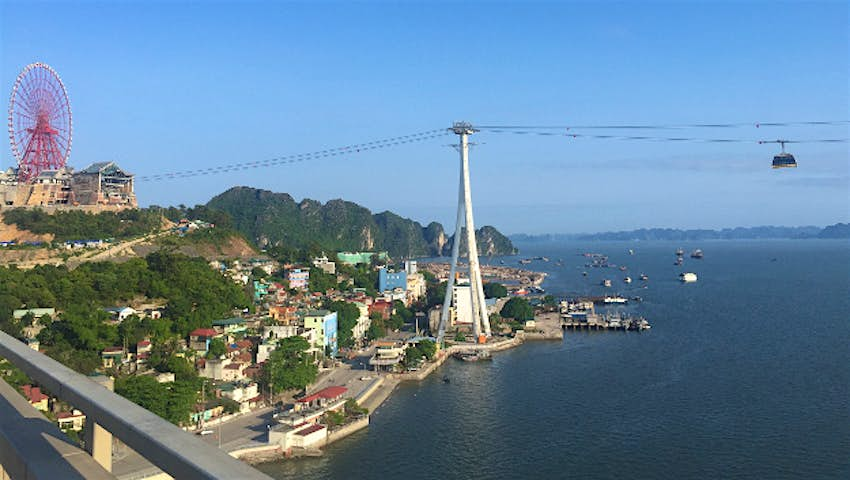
top-left (603, 295), bottom-right (628, 304)
top-left (628, 249), bottom-right (634, 255)
top-left (453, 350), bottom-right (492, 362)
top-left (582, 271), bottom-right (588, 276)
top-left (619, 265), bottom-right (628, 271)
top-left (690, 249), bottom-right (704, 259)
top-left (675, 257), bottom-right (684, 266)
top-left (601, 279), bottom-right (612, 287)
top-left (442, 376), bottom-right (450, 383)
top-left (624, 276), bottom-right (632, 284)
top-left (675, 248), bottom-right (685, 256)
top-left (679, 272), bottom-right (698, 283)
top-left (639, 274), bottom-right (649, 281)
top-left (519, 259), bottom-right (532, 265)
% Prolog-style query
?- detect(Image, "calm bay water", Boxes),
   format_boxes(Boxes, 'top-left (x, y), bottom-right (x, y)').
top-left (259, 240), bottom-right (850, 479)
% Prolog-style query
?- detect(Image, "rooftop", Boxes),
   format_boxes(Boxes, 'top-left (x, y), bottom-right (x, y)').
top-left (295, 424), bottom-right (326, 436)
top-left (189, 328), bottom-right (218, 338)
top-left (296, 386), bottom-right (348, 404)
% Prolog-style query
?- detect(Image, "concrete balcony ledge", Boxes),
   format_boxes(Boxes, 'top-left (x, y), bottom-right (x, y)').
top-left (0, 378), bottom-right (114, 480)
top-left (0, 331), bottom-right (271, 480)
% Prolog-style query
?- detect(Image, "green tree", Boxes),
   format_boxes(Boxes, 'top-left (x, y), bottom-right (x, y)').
top-left (542, 295), bottom-right (556, 307)
top-left (417, 339), bottom-right (437, 360)
top-left (403, 345), bottom-right (423, 368)
top-left (309, 267), bottom-right (338, 293)
top-left (326, 300), bottom-right (361, 348)
top-left (263, 337), bottom-right (317, 394)
top-left (500, 297), bottom-right (534, 321)
top-left (366, 322), bottom-right (385, 341)
top-left (425, 281), bottom-right (447, 309)
top-left (454, 331), bottom-right (466, 342)
top-left (483, 282), bottom-right (508, 298)
top-left (251, 267), bottom-right (268, 279)
top-left (206, 338), bottom-right (227, 359)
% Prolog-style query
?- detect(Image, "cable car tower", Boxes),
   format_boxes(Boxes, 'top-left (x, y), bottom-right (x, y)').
top-left (436, 122), bottom-right (492, 344)
top-left (760, 139), bottom-right (798, 169)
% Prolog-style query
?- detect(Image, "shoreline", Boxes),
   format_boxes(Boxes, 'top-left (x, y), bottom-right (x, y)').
top-left (232, 312), bottom-right (562, 466)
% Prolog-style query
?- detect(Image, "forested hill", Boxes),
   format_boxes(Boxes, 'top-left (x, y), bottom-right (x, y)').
top-left (206, 187), bottom-right (517, 257)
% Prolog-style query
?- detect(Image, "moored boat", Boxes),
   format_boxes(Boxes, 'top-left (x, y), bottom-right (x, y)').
top-left (679, 272), bottom-right (698, 283)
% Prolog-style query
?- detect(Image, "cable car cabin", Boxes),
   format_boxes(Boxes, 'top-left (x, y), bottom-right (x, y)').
top-left (772, 153), bottom-right (797, 169)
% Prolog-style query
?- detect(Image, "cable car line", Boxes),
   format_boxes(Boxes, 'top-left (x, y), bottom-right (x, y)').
top-left (476, 120), bottom-right (850, 130)
top-left (135, 120), bottom-right (848, 182)
top-left (478, 128), bottom-right (847, 144)
top-left (137, 129), bottom-right (449, 182)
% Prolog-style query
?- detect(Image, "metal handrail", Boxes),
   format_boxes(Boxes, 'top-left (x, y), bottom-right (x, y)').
top-left (0, 331), bottom-right (271, 479)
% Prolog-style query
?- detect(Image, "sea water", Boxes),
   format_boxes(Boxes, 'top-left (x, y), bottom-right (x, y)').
top-left (259, 240), bottom-right (850, 479)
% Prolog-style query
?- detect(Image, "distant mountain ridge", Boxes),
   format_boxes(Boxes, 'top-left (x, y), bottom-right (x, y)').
top-left (512, 223), bottom-right (850, 242)
top-left (207, 187), bottom-right (517, 257)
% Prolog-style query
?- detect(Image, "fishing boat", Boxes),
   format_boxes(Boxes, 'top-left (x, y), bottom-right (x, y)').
top-left (675, 248), bottom-right (684, 256)
top-left (601, 279), bottom-right (612, 287)
top-left (639, 274), bottom-right (649, 281)
top-left (624, 276), bottom-right (632, 284)
top-left (690, 249), bottom-right (704, 259)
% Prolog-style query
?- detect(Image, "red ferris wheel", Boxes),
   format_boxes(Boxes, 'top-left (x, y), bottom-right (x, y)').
top-left (7, 62), bottom-right (73, 183)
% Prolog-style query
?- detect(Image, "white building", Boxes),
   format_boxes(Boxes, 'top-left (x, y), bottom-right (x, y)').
top-left (406, 272), bottom-right (427, 303)
top-left (451, 280), bottom-right (473, 326)
top-left (200, 357), bottom-right (246, 382)
top-left (220, 382), bottom-right (259, 404)
top-left (312, 254), bottom-right (336, 275)
top-left (263, 325), bottom-right (300, 341)
top-left (350, 302), bottom-right (371, 345)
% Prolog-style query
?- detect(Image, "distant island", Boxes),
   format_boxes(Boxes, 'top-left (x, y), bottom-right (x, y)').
top-left (511, 223), bottom-right (850, 242)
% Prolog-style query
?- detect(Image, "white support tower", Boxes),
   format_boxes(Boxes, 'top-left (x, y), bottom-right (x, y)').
top-left (437, 122), bottom-right (491, 343)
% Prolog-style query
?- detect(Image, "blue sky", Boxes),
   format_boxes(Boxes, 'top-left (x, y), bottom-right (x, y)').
top-left (2, 0), bottom-right (847, 234)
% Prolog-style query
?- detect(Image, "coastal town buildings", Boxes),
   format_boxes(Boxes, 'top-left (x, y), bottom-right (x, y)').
top-left (303, 310), bottom-right (338, 357)
top-left (378, 267), bottom-right (407, 292)
top-left (336, 251), bottom-right (388, 265)
top-left (288, 268), bottom-right (309, 290)
top-left (312, 254), bottom-right (336, 274)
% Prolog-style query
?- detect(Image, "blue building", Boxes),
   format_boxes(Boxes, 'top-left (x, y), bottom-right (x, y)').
top-left (378, 268), bottom-right (407, 292)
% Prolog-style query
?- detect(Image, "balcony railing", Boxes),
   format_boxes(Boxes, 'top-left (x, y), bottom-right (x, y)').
top-left (0, 330), bottom-right (271, 479)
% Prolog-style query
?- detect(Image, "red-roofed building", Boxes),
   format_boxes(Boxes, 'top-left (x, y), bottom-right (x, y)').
top-left (369, 300), bottom-right (392, 320)
top-left (189, 328), bottom-right (222, 352)
top-left (136, 340), bottom-right (152, 353)
top-left (295, 386), bottom-right (348, 411)
top-left (56, 410), bottom-right (86, 431)
top-left (20, 385), bottom-right (49, 411)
